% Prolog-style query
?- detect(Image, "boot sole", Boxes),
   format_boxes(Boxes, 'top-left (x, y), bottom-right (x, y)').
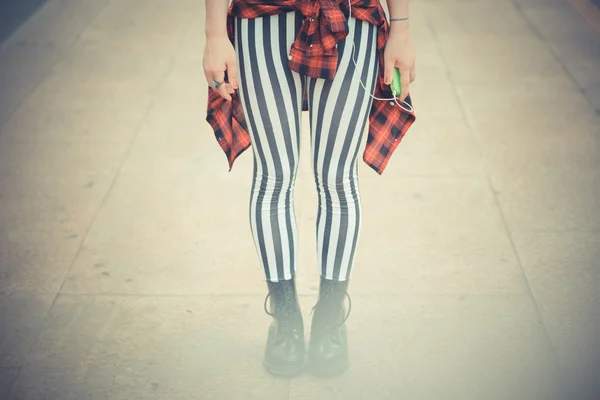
top-left (263, 359), bottom-right (306, 378)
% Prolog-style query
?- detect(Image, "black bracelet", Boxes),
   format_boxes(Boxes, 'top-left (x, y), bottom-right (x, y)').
top-left (390, 17), bottom-right (409, 22)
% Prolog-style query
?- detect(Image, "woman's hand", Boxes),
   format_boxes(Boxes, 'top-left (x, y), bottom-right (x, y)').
top-left (383, 28), bottom-right (416, 103)
top-left (203, 34), bottom-right (238, 101)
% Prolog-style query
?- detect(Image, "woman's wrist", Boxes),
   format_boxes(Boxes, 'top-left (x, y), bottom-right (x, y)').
top-left (387, 0), bottom-right (410, 34)
top-left (389, 19), bottom-right (410, 36)
top-left (205, 29), bottom-right (227, 39)
top-left (204, 0), bottom-right (229, 39)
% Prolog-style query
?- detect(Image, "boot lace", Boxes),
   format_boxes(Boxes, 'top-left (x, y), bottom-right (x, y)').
top-left (310, 291), bottom-right (352, 327)
top-left (264, 285), bottom-right (298, 333)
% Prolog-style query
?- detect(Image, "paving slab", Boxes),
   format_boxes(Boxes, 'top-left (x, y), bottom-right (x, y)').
top-left (511, 232), bottom-right (600, 367)
top-left (516, 0), bottom-right (600, 110)
top-left (0, 294), bottom-right (54, 368)
top-left (289, 294), bottom-right (558, 400)
top-left (0, 230), bottom-right (77, 295)
top-left (0, 140), bottom-right (129, 234)
top-left (0, 0), bottom-right (110, 128)
top-left (0, 367), bottom-right (21, 399)
top-left (8, 294), bottom-right (290, 400)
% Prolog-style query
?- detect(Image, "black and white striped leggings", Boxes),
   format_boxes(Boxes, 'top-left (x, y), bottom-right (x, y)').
top-left (235, 11), bottom-right (379, 282)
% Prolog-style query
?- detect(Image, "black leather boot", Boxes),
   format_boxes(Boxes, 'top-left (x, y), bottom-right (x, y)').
top-left (308, 278), bottom-right (351, 377)
top-left (263, 279), bottom-right (306, 377)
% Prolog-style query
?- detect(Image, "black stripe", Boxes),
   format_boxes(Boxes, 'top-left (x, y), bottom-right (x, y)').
top-left (308, 76), bottom-right (318, 166)
top-left (309, 58), bottom-right (329, 276)
top-left (294, 11), bottom-right (305, 157)
top-left (312, 78), bottom-right (334, 181)
top-left (249, 155), bottom-right (261, 273)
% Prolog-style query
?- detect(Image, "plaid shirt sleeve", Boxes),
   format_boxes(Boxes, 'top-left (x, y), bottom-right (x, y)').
top-left (205, 0), bottom-right (416, 174)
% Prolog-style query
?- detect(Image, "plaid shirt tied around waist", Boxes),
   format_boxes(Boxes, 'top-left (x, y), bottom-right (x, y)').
top-left (206, 0), bottom-right (416, 175)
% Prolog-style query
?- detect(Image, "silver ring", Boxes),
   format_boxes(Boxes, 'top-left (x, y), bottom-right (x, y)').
top-left (211, 78), bottom-right (224, 89)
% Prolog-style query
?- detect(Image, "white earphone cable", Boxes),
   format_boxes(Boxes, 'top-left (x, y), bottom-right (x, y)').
top-left (347, 0), bottom-right (413, 113)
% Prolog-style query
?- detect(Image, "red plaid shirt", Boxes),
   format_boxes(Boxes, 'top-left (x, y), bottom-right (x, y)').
top-left (206, 0), bottom-right (416, 175)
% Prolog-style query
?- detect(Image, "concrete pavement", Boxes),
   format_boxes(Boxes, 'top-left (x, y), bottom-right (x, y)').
top-left (1, 0), bottom-right (599, 399)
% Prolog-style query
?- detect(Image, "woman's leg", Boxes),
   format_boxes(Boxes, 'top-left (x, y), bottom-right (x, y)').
top-left (306, 16), bottom-right (379, 376)
top-left (235, 11), bottom-right (307, 377)
top-left (235, 12), bottom-right (305, 283)
top-left (308, 17), bottom-right (379, 282)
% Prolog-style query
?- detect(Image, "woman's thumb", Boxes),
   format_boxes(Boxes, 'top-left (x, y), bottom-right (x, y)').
top-left (383, 59), bottom-right (395, 85)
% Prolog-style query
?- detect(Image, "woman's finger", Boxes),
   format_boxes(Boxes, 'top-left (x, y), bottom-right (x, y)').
top-left (226, 60), bottom-right (238, 89)
top-left (208, 68), bottom-right (231, 100)
top-left (217, 84), bottom-right (232, 101)
top-left (383, 57), bottom-right (396, 85)
top-left (398, 66), bottom-right (411, 102)
top-left (212, 68), bottom-right (226, 87)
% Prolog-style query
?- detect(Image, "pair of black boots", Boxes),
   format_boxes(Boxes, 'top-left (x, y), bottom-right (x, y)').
top-left (263, 277), bottom-right (350, 378)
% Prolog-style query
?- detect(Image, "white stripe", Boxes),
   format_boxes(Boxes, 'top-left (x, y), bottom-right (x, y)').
top-left (310, 73), bottom-right (327, 279)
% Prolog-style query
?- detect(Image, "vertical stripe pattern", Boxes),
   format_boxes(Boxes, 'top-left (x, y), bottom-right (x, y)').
top-left (236, 11), bottom-right (378, 282)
